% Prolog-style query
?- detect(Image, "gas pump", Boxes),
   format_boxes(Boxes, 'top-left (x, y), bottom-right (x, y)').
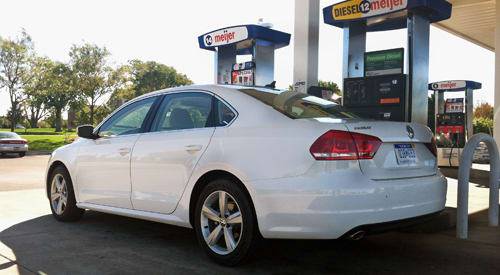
top-left (198, 24), bottom-right (290, 87)
top-left (231, 61), bottom-right (255, 86)
top-left (322, 0), bottom-right (452, 124)
top-left (429, 80), bottom-right (482, 167)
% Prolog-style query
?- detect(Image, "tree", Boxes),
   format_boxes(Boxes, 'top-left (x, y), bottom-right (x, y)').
top-left (44, 62), bottom-right (76, 132)
top-left (473, 117), bottom-right (493, 134)
top-left (107, 60), bottom-right (193, 110)
top-left (428, 93), bottom-right (435, 133)
top-left (23, 56), bottom-right (52, 128)
top-left (474, 102), bottom-right (493, 119)
top-left (128, 60), bottom-right (192, 97)
top-left (69, 43), bottom-right (118, 125)
top-left (318, 80), bottom-right (342, 95)
top-left (288, 80), bottom-right (342, 95)
top-left (0, 30), bottom-right (33, 131)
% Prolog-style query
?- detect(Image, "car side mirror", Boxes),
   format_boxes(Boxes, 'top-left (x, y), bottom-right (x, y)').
top-left (77, 125), bottom-right (98, 139)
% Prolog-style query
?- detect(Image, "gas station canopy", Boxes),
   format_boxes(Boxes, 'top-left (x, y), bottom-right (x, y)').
top-left (435, 0), bottom-right (496, 51)
top-left (198, 24), bottom-right (291, 86)
top-left (198, 24), bottom-right (291, 54)
top-left (323, 0), bottom-right (452, 31)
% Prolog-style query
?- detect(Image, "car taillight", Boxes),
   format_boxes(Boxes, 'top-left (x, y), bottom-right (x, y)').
top-left (309, 130), bottom-right (382, 161)
top-left (0, 140), bottom-right (27, 144)
top-left (425, 137), bottom-right (437, 157)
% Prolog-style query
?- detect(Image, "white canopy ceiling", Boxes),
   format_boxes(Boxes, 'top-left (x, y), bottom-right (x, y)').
top-left (434, 0), bottom-right (496, 51)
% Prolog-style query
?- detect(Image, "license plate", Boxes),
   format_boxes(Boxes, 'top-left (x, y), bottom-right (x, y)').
top-left (13, 147), bottom-right (20, 151)
top-left (394, 144), bottom-right (417, 165)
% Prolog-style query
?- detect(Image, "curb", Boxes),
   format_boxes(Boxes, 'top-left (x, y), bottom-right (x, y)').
top-left (26, 151), bottom-right (52, 156)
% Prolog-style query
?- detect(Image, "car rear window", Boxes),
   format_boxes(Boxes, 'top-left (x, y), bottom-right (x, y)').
top-left (238, 88), bottom-right (357, 119)
top-left (0, 132), bottom-right (19, 138)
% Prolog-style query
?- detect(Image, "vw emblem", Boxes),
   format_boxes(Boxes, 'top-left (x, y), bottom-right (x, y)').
top-left (406, 125), bottom-right (415, 139)
top-left (205, 35), bottom-right (213, 46)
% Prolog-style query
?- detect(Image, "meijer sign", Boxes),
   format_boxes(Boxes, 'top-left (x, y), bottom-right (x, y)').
top-left (203, 26), bottom-right (249, 47)
top-left (431, 81), bottom-right (467, 91)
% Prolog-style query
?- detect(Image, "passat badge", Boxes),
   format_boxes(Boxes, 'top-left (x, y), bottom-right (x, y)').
top-left (406, 125), bottom-right (415, 139)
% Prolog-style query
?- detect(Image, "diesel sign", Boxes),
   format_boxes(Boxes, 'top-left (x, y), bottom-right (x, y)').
top-left (332, 0), bottom-right (407, 21)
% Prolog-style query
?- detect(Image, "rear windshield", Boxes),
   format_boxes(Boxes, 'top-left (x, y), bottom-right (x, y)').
top-left (0, 132), bottom-right (19, 138)
top-left (239, 88), bottom-right (357, 119)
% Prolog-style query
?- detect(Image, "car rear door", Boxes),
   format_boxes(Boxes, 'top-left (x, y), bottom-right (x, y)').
top-left (130, 91), bottom-right (221, 214)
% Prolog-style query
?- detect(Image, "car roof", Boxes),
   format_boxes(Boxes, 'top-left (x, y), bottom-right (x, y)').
top-left (95, 84), bottom-right (285, 130)
top-left (134, 84), bottom-right (283, 100)
top-left (0, 132), bottom-right (20, 138)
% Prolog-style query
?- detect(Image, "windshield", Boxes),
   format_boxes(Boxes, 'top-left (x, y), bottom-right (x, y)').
top-left (0, 132), bottom-right (19, 139)
top-left (239, 88), bottom-right (357, 119)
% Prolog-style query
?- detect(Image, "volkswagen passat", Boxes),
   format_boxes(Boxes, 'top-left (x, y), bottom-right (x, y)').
top-left (46, 85), bottom-right (446, 265)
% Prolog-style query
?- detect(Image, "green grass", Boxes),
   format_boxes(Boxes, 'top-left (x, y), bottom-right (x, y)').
top-left (21, 134), bottom-right (77, 152)
top-left (0, 128), bottom-right (75, 135)
top-left (0, 128), bottom-right (77, 152)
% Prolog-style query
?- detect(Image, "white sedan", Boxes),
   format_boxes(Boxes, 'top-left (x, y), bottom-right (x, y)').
top-left (0, 132), bottom-right (28, 157)
top-left (46, 85), bottom-right (446, 265)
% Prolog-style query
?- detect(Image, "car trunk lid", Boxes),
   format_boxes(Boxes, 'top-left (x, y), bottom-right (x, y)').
top-left (343, 120), bottom-right (437, 180)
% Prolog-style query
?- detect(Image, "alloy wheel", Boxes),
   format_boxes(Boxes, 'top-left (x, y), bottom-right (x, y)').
top-left (50, 174), bottom-right (68, 215)
top-left (200, 191), bottom-right (243, 255)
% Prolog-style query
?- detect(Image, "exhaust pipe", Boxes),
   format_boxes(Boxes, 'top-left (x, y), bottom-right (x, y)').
top-left (348, 230), bottom-right (366, 241)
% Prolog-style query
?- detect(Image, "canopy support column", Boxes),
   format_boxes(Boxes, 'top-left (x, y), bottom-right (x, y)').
top-left (293, 0), bottom-right (319, 93)
top-left (495, 3), bottom-right (500, 148)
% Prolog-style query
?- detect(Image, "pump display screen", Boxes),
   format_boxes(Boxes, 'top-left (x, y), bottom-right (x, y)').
top-left (231, 61), bottom-right (255, 86)
top-left (437, 97), bottom-right (466, 148)
top-left (445, 98), bottom-right (464, 113)
top-left (231, 70), bottom-right (254, 86)
top-left (343, 74), bottom-right (406, 121)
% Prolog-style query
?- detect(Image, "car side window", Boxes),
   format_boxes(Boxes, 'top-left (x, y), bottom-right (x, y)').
top-left (99, 96), bottom-right (156, 137)
top-left (215, 99), bottom-right (236, 126)
top-left (152, 92), bottom-right (214, 132)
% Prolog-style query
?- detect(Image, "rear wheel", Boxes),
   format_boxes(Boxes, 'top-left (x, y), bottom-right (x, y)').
top-left (194, 179), bottom-right (258, 266)
top-left (49, 166), bottom-right (84, 222)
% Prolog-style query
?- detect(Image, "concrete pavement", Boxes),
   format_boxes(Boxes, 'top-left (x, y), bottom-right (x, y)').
top-left (1, 155), bottom-right (499, 274)
top-left (0, 155), bottom-right (47, 192)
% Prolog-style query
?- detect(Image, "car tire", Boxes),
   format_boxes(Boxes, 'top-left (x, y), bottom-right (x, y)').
top-left (18, 152), bottom-right (25, 157)
top-left (48, 166), bottom-right (84, 222)
top-left (195, 178), bottom-right (258, 266)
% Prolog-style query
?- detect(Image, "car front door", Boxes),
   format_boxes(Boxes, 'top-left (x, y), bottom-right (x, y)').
top-left (131, 91), bottom-right (219, 214)
top-left (75, 96), bottom-right (158, 209)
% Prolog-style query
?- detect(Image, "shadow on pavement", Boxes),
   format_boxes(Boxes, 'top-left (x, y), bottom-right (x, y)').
top-left (2, 209), bottom-right (500, 274)
top-left (440, 167), bottom-right (496, 188)
top-left (0, 154), bottom-right (24, 159)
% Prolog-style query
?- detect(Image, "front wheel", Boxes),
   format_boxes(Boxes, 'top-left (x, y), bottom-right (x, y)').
top-left (48, 166), bottom-right (84, 222)
top-left (18, 152), bottom-right (25, 157)
top-left (194, 179), bottom-right (258, 266)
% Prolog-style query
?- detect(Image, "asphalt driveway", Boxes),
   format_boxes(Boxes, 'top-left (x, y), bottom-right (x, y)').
top-left (1, 155), bottom-right (499, 274)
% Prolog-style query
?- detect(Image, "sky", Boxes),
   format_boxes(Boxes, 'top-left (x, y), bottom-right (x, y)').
top-left (0, 0), bottom-right (495, 116)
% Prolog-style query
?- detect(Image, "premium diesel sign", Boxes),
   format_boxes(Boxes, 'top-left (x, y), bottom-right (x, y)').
top-left (364, 48), bottom-right (404, 76)
top-left (332, 0), bottom-right (407, 21)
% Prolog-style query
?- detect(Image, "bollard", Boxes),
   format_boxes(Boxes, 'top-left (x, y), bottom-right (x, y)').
top-left (456, 133), bottom-right (500, 239)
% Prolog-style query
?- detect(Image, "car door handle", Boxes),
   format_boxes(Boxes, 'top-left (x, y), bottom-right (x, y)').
top-left (118, 147), bottom-right (131, 156)
top-left (185, 145), bottom-right (203, 152)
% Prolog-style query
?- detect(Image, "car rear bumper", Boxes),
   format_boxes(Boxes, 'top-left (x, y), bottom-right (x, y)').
top-left (339, 210), bottom-right (442, 239)
top-left (249, 171), bottom-right (447, 239)
top-left (0, 145), bottom-right (28, 152)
